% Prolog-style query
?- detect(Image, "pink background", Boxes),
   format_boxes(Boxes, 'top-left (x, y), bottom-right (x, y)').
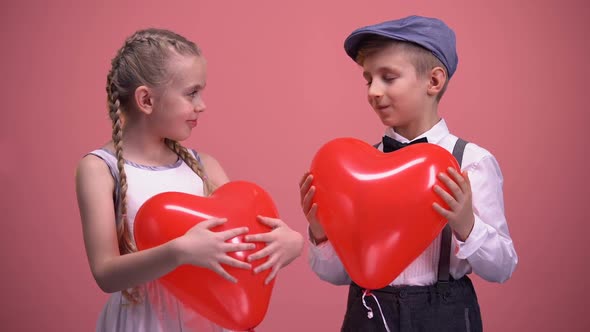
top-left (1, 0), bottom-right (588, 330)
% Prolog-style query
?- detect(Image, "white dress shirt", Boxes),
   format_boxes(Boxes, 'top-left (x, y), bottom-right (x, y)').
top-left (308, 119), bottom-right (518, 286)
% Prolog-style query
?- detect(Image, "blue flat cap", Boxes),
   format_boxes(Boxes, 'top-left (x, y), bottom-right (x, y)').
top-left (344, 15), bottom-right (458, 78)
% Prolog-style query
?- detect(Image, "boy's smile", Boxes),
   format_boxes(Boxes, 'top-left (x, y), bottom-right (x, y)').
top-left (362, 44), bottom-right (438, 139)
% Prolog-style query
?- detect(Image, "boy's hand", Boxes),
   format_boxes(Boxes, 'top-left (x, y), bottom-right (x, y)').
top-left (244, 216), bottom-right (304, 284)
top-left (299, 172), bottom-right (327, 243)
top-left (432, 167), bottom-right (475, 241)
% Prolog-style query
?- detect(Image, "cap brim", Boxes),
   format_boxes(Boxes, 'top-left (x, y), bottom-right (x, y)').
top-left (344, 30), bottom-right (409, 61)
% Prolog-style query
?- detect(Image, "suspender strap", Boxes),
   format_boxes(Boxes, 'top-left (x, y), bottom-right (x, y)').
top-left (437, 137), bottom-right (468, 290)
top-left (452, 137), bottom-right (468, 169)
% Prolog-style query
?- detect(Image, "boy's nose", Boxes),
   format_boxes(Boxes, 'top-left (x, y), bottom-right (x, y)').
top-left (367, 82), bottom-right (383, 99)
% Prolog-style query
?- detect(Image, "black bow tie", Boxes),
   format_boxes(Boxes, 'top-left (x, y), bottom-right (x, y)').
top-left (382, 136), bottom-right (428, 153)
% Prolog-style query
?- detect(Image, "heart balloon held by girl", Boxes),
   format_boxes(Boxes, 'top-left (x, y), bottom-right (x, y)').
top-left (134, 181), bottom-right (278, 331)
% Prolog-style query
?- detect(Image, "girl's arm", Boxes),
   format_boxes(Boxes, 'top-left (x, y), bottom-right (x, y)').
top-left (76, 155), bottom-right (253, 293)
top-left (199, 152), bottom-right (231, 188)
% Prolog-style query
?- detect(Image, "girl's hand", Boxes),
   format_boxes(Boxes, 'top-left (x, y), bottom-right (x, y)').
top-left (174, 218), bottom-right (255, 283)
top-left (244, 217), bottom-right (304, 284)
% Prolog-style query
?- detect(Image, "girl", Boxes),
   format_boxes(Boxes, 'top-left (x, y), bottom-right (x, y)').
top-left (75, 28), bottom-right (303, 331)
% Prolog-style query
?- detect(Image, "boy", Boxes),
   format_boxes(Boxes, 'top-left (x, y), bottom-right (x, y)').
top-left (300, 15), bottom-right (517, 331)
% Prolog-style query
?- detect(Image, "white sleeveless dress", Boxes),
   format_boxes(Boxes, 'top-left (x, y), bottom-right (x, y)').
top-left (89, 148), bottom-right (229, 332)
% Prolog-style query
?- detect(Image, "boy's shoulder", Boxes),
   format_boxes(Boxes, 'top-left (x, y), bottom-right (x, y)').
top-left (445, 133), bottom-right (499, 170)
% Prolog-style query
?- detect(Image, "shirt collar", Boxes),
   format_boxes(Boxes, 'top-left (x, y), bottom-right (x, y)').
top-left (384, 119), bottom-right (450, 145)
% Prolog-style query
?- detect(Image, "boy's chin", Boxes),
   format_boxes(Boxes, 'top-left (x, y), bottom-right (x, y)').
top-left (374, 111), bottom-right (398, 128)
top-left (378, 117), bottom-right (399, 128)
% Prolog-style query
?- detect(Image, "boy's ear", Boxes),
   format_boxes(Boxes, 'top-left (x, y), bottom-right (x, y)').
top-left (427, 66), bottom-right (447, 97)
top-left (134, 85), bottom-right (155, 115)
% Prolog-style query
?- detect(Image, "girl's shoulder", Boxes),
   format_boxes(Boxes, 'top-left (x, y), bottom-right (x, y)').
top-left (76, 144), bottom-right (118, 186)
top-left (190, 150), bottom-right (229, 188)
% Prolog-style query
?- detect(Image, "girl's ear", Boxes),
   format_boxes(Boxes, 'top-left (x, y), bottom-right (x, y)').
top-left (134, 86), bottom-right (154, 115)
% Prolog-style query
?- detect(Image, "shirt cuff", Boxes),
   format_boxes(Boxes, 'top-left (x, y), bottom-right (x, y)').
top-left (307, 225), bottom-right (328, 245)
top-left (307, 226), bottom-right (336, 259)
top-left (455, 214), bottom-right (488, 259)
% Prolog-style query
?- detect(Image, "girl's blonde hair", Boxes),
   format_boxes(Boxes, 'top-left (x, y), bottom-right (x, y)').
top-left (105, 28), bottom-right (214, 302)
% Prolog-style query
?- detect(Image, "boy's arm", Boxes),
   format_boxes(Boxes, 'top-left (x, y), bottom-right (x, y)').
top-left (301, 173), bottom-right (352, 285)
top-left (308, 228), bottom-right (352, 285)
top-left (455, 154), bottom-right (518, 283)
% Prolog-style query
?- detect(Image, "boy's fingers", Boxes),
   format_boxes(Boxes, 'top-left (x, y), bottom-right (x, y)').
top-left (299, 175), bottom-right (313, 204)
top-left (432, 202), bottom-right (451, 219)
top-left (434, 185), bottom-right (458, 210)
top-left (302, 186), bottom-right (315, 212)
top-left (307, 204), bottom-right (318, 220)
top-left (438, 172), bottom-right (462, 200)
top-left (448, 168), bottom-right (467, 193)
top-left (299, 172), bottom-right (311, 188)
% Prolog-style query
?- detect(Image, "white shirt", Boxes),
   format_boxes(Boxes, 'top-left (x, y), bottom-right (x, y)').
top-left (308, 119), bottom-right (518, 286)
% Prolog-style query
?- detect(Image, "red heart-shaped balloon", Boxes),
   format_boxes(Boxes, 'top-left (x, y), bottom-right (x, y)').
top-left (310, 138), bottom-right (459, 289)
top-left (134, 181), bottom-right (277, 331)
